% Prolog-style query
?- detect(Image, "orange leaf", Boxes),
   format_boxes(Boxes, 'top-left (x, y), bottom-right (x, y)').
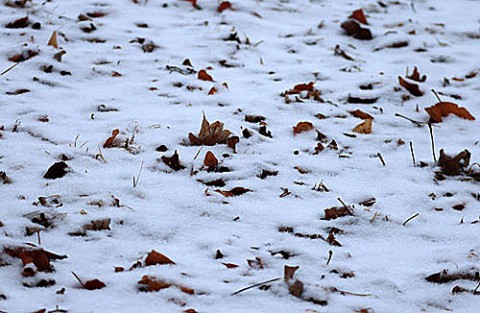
top-left (208, 87), bottom-right (217, 95)
top-left (348, 109), bottom-right (373, 120)
top-left (103, 129), bottom-right (120, 148)
top-left (222, 262), bottom-right (239, 268)
top-left (425, 102), bottom-right (475, 123)
top-left (293, 121), bottom-right (314, 135)
top-left (285, 82), bottom-right (315, 95)
top-left (203, 151), bottom-right (218, 168)
top-left (349, 9), bottom-right (368, 25)
top-left (398, 76), bottom-right (424, 97)
top-left (217, 1), bottom-right (232, 13)
top-left (145, 250), bottom-right (176, 266)
top-left (47, 31), bottom-right (59, 49)
top-left (198, 69), bottom-right (214, 82)
top-left (352, 118), bottom-right (372, 134)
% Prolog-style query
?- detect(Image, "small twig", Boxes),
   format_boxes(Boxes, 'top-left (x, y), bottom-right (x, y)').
top-left (1, 62), bottom-right (19, 76)
top-left (331, 287), bottom-right (376, 297)
top-left (326, 250), bottom-right (333, 265)
top-left (337, 197), bottom-right (352, 214)
top-left (395, 113), bottom-right (424, 127)
top-left (431, 89), bottom-right (442, 102)
top-left (193, 146), bottom-right (203, 160)
top-left (231, 277), bottom-right (281, 296)
top-left (428, 123), bottom-right (437, 162)
top-left (370, 212), bottom-right (379, 223)
top-left (132, 161), bottom-right (144, 188)
top-left (409, 141), bottom-right (416, 166)
top-left (403, 213), bottom-right (420, 226)
top-left (377, 153), bottom-right (386, 166)
top-left (37, 230), bottom-right (42, 245)
top-left (71, 271), bottom-right (85, 288)
top-left (473, 281), bottom-right (480, 294)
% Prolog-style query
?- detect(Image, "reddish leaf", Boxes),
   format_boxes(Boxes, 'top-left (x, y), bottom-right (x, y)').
top-left (227, 136), bottom-right (239, 153)
top-left (407, 66), bottom-right (427, 82)
top-left (6, 16), bottom-right (29, 28)
top-left (398, 76), bottom-right (424, 97)
top-left (349, 9), bottom-right (368, 25)
top-left (103, 129), bottom-right (120, 148)
top-left (198, 69), bottom-right (214, 81)
top-left (4, 246), bottom-right (66, 272)
top-left (215, 187), bottom-right (252, 197)
top-left (145, 250), bottom-right (175, 266)
top-left (162, 150), bottom-right (185, 171)
top-left (217, 1), bottom-right (232, 13)
top-left (348, 109), bottom-right (373, 120)
top-left (208, 87), bottom-right (217, 95)
top-left (284, 82), bottom-right (315, 95)
top-left (222, 262), bottom-right (239, 268)
top-left (322, 206), bottom-right (352, 220)
top-left (425, 102), bottom-right (475, 123)
top-left (138, 275), bottom-right (195, 294)
top-left (84, 279), bottom-right (106, 290)
top-left (8, 49), bottom-right (38, 62)
top-left (183, 0), bottom-right (200, 9)
top-left (203, 151), bottom-right (218, 169)
top-left (293, 121), bottom-right (314, 135)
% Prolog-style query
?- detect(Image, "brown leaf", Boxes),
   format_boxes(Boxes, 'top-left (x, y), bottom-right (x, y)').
top-left (284, 265), bottom-right (299, 282)
top-left (198, 69), bottom-right (214, 81)
top-left (208, 87), bottom-right (217, 95)
top-left (323, 206), bottom-right (352, 220)
top-left (359, 198), bottom-right (376, 207)
top-left (407, 66), bottom-right (427, 82)
top-left (348, 109), bottom-right (373, 120)
top-left (188, 115), bottom-right (232, 146)
top-left (43, 161), bottom-right (69, 179)
top-left (5, 246), bottom-right (67, 272)
top-left (398, 76), bottom-right (424, 97)
top-left (6, 16), bottom-right (29, 28)
top-left (347, 96), bottom-right (378, 104)
top-left (138, 275), bottom-right (194, 294)
top-left (293, 121), bottom-right (314, 135)
top-left (83, 279), bottom-right (106, 290)
top-left (334, 45), bottom-right (354, 61)
top-left (217, 1), bottom-right (232, 13)
top-left (145, 250), bottom-right (176, 266)
top-left (425, 102), bottom-right (475, 123)
top-left (83, 218), bottom-right (111, 231)
top-left (288, 279), bottom-right (304, 298)
top-left (215, 187), bottom-right (252, 197)
top-left (9, 49), bottom-right (38, 62)
top-left (47, 31), bottom-right (59, 49)
top-left (6, 88), bottom-right (30, 95)
top-left (103, 129), bottom-right (120, 148)
top-left (184, 309), bottom-right (198, 313)
top-left (341, 20), bottom-right (361, 36)
top-left (227, 136), bottom-right (240, 153)
top-left (352, 119), bottom-right (372, 134)
top-left (245, 115), bottom-right (266, 123)
top-left (247, 257), bottom-right (265, 269)
top-left (284, 82), bottom-right (315, 95)
top-left (222, 262), bottom-right (239, 268)
top-left (162, 150), bottom-right (185, 171)
top-left (349, 9), bottom-right (368, 25)
top-left (438, 149), bottom-right (470, 176)
top-left (183, 0), bottom-right (200, 9)
top-left (203, 151), bottom-right (218, 169)
top-left (353, 27), bottom-right (373, 40)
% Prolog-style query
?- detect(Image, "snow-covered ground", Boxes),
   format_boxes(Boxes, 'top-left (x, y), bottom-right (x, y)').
top-left (1, 0), bottom-right (480, 312)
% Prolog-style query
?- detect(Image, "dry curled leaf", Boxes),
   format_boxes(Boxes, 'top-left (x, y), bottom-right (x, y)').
top-left (293, 121), bottom-right (314, 135)
top-left (189, 115), bottom-right (232, 146)
top-left (6, 16), bottom-right (29, 28)
top-left (203, 151), bottom-right (218, 169)
top-left (352, 119), bottom-right (372, 134)
top-left (438, 149), bottom-right (470, 176)
top-left (43, 161), bottom-right (69, 179)
top-left (138, 275), bottom-right (194, 294)
top-left (0, 171), bottom-right (12, 184)
top-left (9, 49), bottom-right (38, 62)
top-left (407, 66), bottom-right (427, 82)
top-left (398, 76), bottom-right (424, 97)
top-left (48, 31), bottom-right (58, 49)
top-left (347, 95), bottom-right (378, 104)
top-left (349, 9), bottom-right (368, 25)
top-left (215, 187), bottom-right (252, 197)
top-left (283, 82), bottom-right (315, 95)
top-left (5, 246), bottom-right (67, 272)
top-left (198, 69), bottom-right (214, 81)
top-left (222, 262), bottom-right (239, 269)
top-left (348, 109), bottom-right (373, 120)
top-left (83, 218), bottom-right (111, 231)
top-left (425, 102), bottom-right (475, 123)
top-left (284, 265), bottom-right (299, 282)
top-left (218, 1), bottom-right (232, 13)
top-left (322, 206), bottom-right (352, 220)
top-left (145, 250), bottom-right (175, 266)
top-left (162, 150), bottom-right (185, 171)
top-left (103, 129), bottom-right (120, 148)
top-left (83, 279), bottom-right (106, 290)
top-left (227, 136), bottom-right (239, 153)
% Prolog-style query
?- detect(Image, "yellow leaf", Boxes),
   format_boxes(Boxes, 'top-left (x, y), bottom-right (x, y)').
top-left (352, 118), bottom-right (372, 134)
top-left (48, 31), bottom-right (58, 49)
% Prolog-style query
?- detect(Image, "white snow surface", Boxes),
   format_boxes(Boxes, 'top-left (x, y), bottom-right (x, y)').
top-left (1, 0), bottom-right (480, 312)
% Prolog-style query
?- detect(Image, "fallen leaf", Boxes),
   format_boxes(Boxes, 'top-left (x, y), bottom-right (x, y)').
top-left (353, 27), bottom-right (373, 40)
top-left (198, 69), bottom-right (214, 81)
top-left (334, 45), bottom-right (354, 61)
top-left (348, 109), bottom-right (373, 120)
top-left (43, 161), bottom-right (69, 179)
top-left (349, 9), bottom-right (368, 25)
top-left (162, 150), bottom-right (185, 171)
top-left (203, 151), bottom-right (218, 169)
top-left (245, 115), bottom-right (266, 123)
top-left (145, 250), bottom-right (175, 266)
top-left (227, 136), bottom-right (239, 152)
top-left (288, 279), bottom-right (304, 298)
top-left (6, 88), bottom-right (30, 95)
top-left (138, 275), bottom-right (194, 294)
top-left (438, 149), bottom-right (470, 175)
top-left (341, 20), bottom-right (361, 36)
top-left (352, 119), bottom-right (372, 134)
top-left (9, 49), bottom-right (38, 62)
top-left (247, 257), bottom-right (265, 269)
top-left (359, 198), bottom-right (376, 207)
top-left (83, 279), bottom-right (106, 290)
top-left (6, 16), bottom-right (29, 28)
top-left (425, 102), bottom-right (475, 123)
top-left (284, 82), bottom-right (315, 95)
top-left (47, 31), bottom-right (59, 49)
top-left (293, 121), bottom-right (314, 135)
top-left (189, 114), bottom-right (232, 146)
top-left (347, 96), bottom-right (378, 104)
top-left (217, 1), bottom-right (232, 13)
top-left (222, 262), bottom-right (239, 268)
top-left (183, 0), bottom-right (200, 9)
top-left (323, 206), bottom-right (352, 220)
top-left (208, 87), bottom-right (217, 95)
top-left (407, 66), bottom-right (427, 82)
top-left (5, 246), bottom-right (67, 272)
top-left (53, 50), bottom-right (66, 62)
top-left (398, 76), bottom-right (424, 97)
top-left (0, 171), bottom-right (12, 184)
top-left (103, 129), bottom-right (120, 148)
top-left (215, 187), bottom-right (252, 197)
top-left (284, 265), bottom-right (299, 282)
top-left (83, 218), bottom-right (111, 231)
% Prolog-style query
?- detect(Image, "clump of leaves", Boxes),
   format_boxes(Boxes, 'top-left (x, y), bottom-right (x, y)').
top-left (438, 149), bottom-right (470, 176)
top-left (188, 114), bottom-right (233, 146)
top-left (4, 245), bottom-right (67, 272)
top-left (281, 82), bottom-right (323, 103)
top-left (162, 150), bottom-right (185, 171)
top-left (340, 10), bottom-right (373, 40)
top-left (398, 76), bottom-right (423, 97)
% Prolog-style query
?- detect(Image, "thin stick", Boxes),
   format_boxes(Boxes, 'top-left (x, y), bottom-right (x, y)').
top-left (394, 113), bottom-right (424, 127)
top-left (473, 281), bottom-right (480, 294)
top-left (431, 89), bottom-right (442, 102)
top-left (428, 123), bottom-right (437, 162)
top-left (409, 141), bottom-right (416, 166)
top-left (37, 230), bottom-right (42, 245)
top-left (370, 212), bottom-right (379, 223)
top-left (193, 146), bottom-right (203, 160)
top-left (403, 213), bottom-right (419, 226)
top-left (337, 197), bottom-right (352, 214)
top-left (326, 250), bottom-right (333, 265)
top-left (1, 62), bottom-right (19, 76)
top-left (231, 277), bottom-right (281, 296)
top-left (71, 271), bottom-right (85, 288)
top-left (377, 153), bottom-right (386, 166)
top-left (133, 161), bottom-right (144, 188)
top-left (331, 287), bottom-right (376, 297)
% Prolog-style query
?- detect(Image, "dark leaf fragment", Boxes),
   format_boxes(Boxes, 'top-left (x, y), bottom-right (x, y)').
top-left (43, 162), bottom-right (69, 179)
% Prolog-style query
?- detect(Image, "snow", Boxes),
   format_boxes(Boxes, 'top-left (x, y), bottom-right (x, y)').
top-left (1, 0), bottom-right (480, 312)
